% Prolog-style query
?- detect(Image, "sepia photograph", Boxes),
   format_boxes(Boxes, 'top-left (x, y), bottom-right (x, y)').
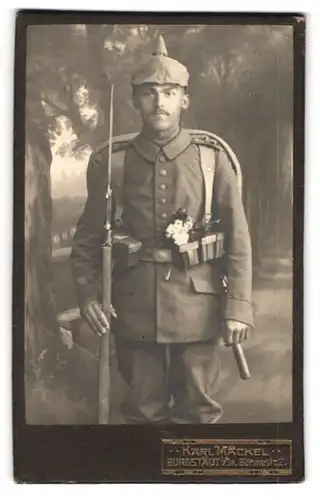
top-left (23, 20), bottom-right (295, 428)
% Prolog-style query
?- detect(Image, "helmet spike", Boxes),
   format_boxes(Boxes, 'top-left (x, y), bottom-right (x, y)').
top-left (152, 34), bottom-right (168, 57)
top-left (131, 32), bottom-right (189, 87)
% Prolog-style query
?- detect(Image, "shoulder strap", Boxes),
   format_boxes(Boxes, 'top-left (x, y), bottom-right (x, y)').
top-left (198, 145), bottom-right (217, 223)
top-left (189, 129), bottom-right (242, 197)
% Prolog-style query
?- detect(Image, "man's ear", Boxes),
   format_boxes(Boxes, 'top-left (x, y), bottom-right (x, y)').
top-left (181, 92), bottom-right (190, 110)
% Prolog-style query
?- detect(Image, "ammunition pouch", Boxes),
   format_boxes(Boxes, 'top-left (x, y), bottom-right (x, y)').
top-left (177, 232), bottom-right (225, 268)
top-left (178, 241), bottom-right (200, 268)
top-left (112, 232), bottom-right (142, 268)
top-left (200, 232), bottom-right (224, 262)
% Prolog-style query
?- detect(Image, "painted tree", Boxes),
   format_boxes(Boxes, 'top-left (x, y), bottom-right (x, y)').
top-left (24, 23), bottom-right (152, 419)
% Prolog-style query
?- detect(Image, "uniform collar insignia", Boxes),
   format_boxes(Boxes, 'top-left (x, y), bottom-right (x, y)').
top-left (162, 129), bottom-right (192, 160)
top-left (133, 128), bottom-right (191, 163)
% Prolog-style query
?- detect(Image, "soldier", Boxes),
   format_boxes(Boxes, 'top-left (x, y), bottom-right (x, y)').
top-left (70, 35), bottom-right (254, 424)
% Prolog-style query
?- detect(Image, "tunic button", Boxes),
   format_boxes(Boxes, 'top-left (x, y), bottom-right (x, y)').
top-left (160, 197), bottom-right (167, 204)
top-left (159, 184), bottom-right (167, 191)
top-left (158, 155), bottom-right (166, 163)
top-left (159, 169), bottom-right (168, 176)
top-left (160, 213), bottom-right (168, 219)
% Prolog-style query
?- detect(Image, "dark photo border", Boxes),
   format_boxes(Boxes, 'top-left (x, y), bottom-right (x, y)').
top-left (13, 10), bottom-right (304, 483)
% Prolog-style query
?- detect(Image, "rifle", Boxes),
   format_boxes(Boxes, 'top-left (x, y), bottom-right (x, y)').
top-left (98, 85), bottom-right (114, 424)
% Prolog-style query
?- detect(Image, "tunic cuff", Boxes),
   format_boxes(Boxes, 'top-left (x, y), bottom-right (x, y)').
top-left (223, 296), bottom-right (254, 328)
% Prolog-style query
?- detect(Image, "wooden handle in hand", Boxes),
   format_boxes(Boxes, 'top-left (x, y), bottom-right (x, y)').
top-left (232, 343), bottom-right (251, 380)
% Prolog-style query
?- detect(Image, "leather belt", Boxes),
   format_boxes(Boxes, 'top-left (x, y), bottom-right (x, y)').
top-left (140, 248), bottom-right (173, 263)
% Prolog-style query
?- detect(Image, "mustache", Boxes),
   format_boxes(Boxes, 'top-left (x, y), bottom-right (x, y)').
top-left (152, 109), bottom-right (169, 116)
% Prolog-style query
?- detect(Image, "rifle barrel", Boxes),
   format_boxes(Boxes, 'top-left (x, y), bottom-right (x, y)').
top-left (98, 85), bottom-right (114, 424)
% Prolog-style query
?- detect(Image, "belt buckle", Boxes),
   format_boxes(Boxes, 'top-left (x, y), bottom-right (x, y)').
top-left (156, 249), bottom-right (170, 262)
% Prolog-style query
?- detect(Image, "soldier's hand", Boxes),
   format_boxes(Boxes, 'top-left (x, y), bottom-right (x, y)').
top-left (223, 320), bottom-right (248, 347)
top-left (83, 300), bottom-right (117, 337)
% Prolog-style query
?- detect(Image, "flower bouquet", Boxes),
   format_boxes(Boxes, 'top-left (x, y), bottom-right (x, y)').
top-left (164, 208), bottom-right (200, 269)
top-left (163, 208), bottom-right (225, 273)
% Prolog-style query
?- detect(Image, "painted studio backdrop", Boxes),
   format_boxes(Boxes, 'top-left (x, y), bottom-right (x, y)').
top-left (25, 24), bottom-right (293, 424)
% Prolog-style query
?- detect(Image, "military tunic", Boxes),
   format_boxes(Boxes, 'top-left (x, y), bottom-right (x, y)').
top-left (71, 129), bottom-right (254, 344)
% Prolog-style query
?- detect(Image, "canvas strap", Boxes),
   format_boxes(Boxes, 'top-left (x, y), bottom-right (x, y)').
top-left (111, 152), bottom-right (126, 223)
top-left (199, 145), bottom-right (216, 223)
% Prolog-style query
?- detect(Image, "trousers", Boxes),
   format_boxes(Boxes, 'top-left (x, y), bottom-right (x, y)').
top-left (114, 337), bottom-right (223, 424)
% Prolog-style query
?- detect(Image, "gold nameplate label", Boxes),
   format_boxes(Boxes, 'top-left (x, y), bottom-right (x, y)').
top-left (161, 439), bottom-right (292, 476)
